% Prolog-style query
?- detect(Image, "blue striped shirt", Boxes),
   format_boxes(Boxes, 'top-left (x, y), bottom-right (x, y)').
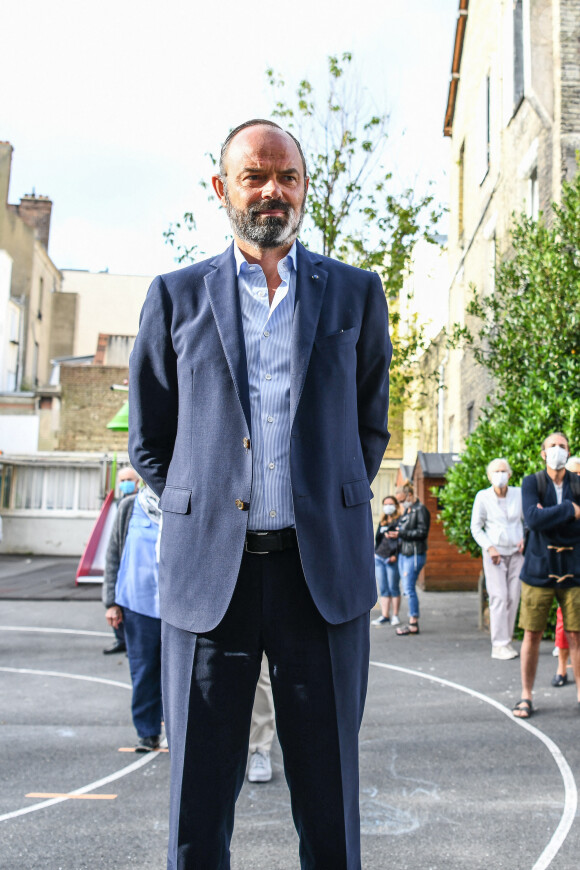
top-left (235, 243), bottom-right (296, 531)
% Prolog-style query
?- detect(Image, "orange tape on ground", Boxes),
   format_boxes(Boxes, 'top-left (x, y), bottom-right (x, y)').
top-left (26, 793), bottom-right (117, 800)
top-left (118, 747), bottom-right (169, 752)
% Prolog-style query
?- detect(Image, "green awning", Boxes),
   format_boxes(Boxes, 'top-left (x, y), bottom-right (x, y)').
top-left (107, 400), bottom-right (129, 431)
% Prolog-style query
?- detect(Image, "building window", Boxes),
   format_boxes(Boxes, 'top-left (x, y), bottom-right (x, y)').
top-left (528, 167), bottom-right (539, 220)
top-left (477, 74), bottom-right (492, 184)
top-left (33, 340), bottom-right (39, 387)
top-left (0, 464), bottom-right (102, 513)
top-left (513, 0), bottom-right (525, 111)
top-left (38, 277), bottom-right (44, 320)
top-left (485, 74), bottom-right (491, 175)
top-left (458, 142), bottom-right (465, 240)
top-left (467, 402), bottom-right (475, 435)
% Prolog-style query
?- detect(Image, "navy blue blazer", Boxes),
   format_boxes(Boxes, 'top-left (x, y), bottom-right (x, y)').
top-left (129, 242), bottom-right (392, 632)
top-left (521, 470), bottom-right (580, 586)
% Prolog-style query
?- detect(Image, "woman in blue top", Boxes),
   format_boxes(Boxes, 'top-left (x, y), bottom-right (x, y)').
top-left (104, 481), bottom-right (163, 751)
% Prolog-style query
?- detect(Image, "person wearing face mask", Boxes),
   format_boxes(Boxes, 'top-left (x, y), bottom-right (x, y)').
top-left (513, 432), bottom-right (580, 719)
top-left (103, 469), bottom-right (164, 750)
top-left (372, 495), bottom-right (402, 626)
top-left (101, 467), bottom-right (140, 655)
top-left (393, 482), bottom-right (430, 636)
top-left (470, 458), bottom-right (524, 660)
top-left (550, 456), bottom-right (580, 688)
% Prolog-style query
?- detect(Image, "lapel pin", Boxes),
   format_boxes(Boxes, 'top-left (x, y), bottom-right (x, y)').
top-left (311, 274), bottom-right (319, 280)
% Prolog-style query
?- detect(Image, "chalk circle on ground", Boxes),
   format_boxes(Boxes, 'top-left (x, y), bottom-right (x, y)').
top-left (0, 665), bottom-right (166, 824)
top-left (370, 660), bottom-right (577, 870)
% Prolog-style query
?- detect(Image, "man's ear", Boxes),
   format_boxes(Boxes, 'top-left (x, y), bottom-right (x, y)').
top-left (212, 174), bottom-right (226, 206)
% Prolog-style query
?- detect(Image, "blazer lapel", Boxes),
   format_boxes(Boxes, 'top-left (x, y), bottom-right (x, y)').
top-left (204, 244), bottom-right (251, 432)
top-left (290, 243), bottom-right (328, 427)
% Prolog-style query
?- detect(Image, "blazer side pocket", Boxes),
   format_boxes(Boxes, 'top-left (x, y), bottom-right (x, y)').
top-left (342, 478), bottom-right (373, 507)
top-left (315, 326), bottom-right (358, 347)
top-left (159, 486), bottom-right (191, 514)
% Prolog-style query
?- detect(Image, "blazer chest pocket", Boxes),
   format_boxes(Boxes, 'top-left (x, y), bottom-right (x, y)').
top-left (159, 486), bottom-right (191, 515)
top-left (315, 326), bottom-right (357, 348)
top-left (342, 478), bottom-right (373, 507)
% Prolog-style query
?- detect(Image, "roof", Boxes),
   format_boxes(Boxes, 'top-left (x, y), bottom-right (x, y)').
top-left (399, 463), bottom-right (414, 482)
top-left (443, 0), bottom-right (469, 137)
top-left (0, 451), bottom-right (128, 466)
top-left (415, 452), bottom-right (461, 478)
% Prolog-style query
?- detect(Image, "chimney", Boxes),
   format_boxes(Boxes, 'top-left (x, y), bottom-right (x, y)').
top-left (16, 193), bottom-right (53, 249)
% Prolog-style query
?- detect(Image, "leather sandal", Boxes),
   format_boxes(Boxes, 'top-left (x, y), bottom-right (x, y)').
top-left (512, 698), bottom-right (534, 718)
top-left (396, 621), bottom-right (419, 636)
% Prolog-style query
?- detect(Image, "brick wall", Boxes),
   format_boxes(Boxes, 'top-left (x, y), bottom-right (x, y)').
top-left (58, 364), bottom-right (129, 452)
top-left (560, 0), bottom-right (580, 177)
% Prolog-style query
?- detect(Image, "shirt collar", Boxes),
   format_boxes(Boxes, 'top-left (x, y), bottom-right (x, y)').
top-left (234, 240), bottom-right (298, 276)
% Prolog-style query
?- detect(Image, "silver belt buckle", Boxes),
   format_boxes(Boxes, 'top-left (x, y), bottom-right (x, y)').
top-left (245, 531), bottom-right (269, 555)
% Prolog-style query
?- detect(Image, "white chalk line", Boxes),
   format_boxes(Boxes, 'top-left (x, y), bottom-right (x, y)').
top-left (0, 625), bottom-right (111, 638)
top-left (370, 661), bottom-right (577, 870)
top-left (0, 666), bottom-right (166, 823)
top-left (0, 667), bottom-right (132, 691)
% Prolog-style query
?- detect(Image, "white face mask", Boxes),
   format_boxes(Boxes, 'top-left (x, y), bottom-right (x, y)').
top-left (545, 445), bottom-right (568, 471)
top-left (383, 504), bottom-right (396, 515)
top-left (491, 471), bottom-right (509, 488)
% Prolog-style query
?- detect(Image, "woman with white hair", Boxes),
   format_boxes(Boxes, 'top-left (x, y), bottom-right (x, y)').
top-left (471, 458), bottom-right (524, 660)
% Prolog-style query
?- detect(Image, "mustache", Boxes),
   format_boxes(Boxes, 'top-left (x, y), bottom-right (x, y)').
top-left (249, 200), bottom-right (291, 216)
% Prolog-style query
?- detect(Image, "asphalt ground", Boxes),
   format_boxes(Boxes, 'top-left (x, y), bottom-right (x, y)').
top-left (1, 556), bottom-right (580, 869)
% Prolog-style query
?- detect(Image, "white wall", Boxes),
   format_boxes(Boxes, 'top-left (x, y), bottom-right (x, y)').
top-left (400, 238), bottom-right (449, 344)
top-left (0, 514), bottom-right (96, 556)
top-left (60, 270), bottom-right (153, 356)
top-left (0, 250), bottom-right (14, 390)
top-left (0, 415), bottom-right (39, 453)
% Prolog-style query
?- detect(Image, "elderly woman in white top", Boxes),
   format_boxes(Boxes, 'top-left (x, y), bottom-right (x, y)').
top-left (471, 458), bottom-right (524, 660)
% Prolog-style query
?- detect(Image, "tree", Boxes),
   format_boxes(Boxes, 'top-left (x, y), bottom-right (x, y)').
top-left (165, 53), bottom-right (443, 413)
top-left (439, 169), bottom-right (580, 558)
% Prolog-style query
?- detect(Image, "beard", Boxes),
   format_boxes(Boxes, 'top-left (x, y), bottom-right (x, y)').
top-left (224, 189), bottom-right (305, 249)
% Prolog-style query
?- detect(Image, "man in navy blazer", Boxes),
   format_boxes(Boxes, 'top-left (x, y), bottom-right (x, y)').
top-left (513, 431), bottom-right (580, 720)
top-left (129, 119), bottom-right (391, 869)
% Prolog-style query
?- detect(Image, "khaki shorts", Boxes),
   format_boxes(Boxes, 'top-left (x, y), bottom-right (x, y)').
top-left (519, 583), bottom-right (580, 633)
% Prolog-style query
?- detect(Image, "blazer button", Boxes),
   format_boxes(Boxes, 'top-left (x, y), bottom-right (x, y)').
top-left (235, 499), bottom-right (249, 511)
top-left (243, 437), bottom-right (251, 450)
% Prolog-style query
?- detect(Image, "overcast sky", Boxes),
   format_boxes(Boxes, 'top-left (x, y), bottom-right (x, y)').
top-left (2, 0), bottom-right (458, 276)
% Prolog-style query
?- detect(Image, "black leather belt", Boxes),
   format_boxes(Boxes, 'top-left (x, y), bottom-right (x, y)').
top-left (245, 528), bottom-right (297, 554)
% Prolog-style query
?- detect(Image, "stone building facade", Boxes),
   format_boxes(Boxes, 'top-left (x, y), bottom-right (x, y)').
top-left (0, 142), bottom-right (61, 391)
top-left (0, 141), bottom-right (153, 453)
top-left (407, 0), bottom-right (580, 458)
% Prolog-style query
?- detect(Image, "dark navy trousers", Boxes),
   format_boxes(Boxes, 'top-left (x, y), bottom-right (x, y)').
top-left (123, 607), bottom-right (163, 739)
top-left (162, 547), bottom-right (370, 870)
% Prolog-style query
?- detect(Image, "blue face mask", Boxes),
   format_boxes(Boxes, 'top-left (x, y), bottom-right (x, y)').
top-left (119, 479), bottom-right (136, 495)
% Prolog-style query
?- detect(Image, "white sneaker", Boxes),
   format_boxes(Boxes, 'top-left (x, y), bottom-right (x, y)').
top-left (247, 750), bottom-right (272, 783)
top-left (371, 615), bottom-right (389, 626)
top-left (506, 643), bottom-right (519, 658)
top-left (390, 615), bottom-right (401, 626)
top-left (492, 645), bottom-right (518, 660)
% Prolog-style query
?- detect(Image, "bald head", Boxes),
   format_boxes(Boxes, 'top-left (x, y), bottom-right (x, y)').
top-left (219, 119), bottom-right (307, 179)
